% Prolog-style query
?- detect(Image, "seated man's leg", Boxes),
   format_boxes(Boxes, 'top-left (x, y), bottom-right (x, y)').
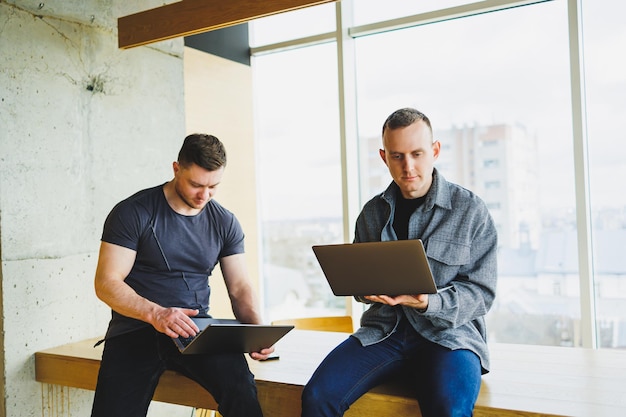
top-left (171, 349), bottom-right (262, 417)
top-left (91, 328), bottom-right (166, 417)
top-left (412, 345), bottom-right (482, 417)
top-left (301, 335), bottom-right (406, 417)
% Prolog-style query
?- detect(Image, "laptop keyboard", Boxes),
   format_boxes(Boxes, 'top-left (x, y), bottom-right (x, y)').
top-left (177, 334), bottom-right (196, 348)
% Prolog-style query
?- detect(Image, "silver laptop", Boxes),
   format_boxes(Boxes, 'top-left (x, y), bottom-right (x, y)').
top-left (173, 318), bottom-right (294, 355)
top-left (312, 239), bottom-right (437, 296)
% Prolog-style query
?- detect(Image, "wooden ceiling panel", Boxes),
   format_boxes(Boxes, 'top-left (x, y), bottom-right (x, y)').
top-left (118, 0), bottom-right (336, 49)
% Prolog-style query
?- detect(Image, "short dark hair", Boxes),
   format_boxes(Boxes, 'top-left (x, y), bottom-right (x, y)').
top-left (382, 108), bottom-right (432, 136)
top-left (177, 134), bottom-right (227, 171)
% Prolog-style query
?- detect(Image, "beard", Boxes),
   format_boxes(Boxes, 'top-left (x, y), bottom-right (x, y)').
top-left (175, 183), bottom-right (207, 210)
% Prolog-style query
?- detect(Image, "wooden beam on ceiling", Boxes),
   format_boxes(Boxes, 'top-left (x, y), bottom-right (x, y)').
top-left (118, 0), bottom-right (337, 49)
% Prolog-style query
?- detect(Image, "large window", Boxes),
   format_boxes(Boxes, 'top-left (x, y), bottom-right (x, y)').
top-left (252, 43), bottom-right (344, 322)
top-left (251, 0), bottom-right (626, 348)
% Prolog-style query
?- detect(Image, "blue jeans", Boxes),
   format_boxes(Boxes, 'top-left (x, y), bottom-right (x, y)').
top-left (301, 317), bottom-right (481, 417)
top-left (91, 326), bottom-right (263, 417)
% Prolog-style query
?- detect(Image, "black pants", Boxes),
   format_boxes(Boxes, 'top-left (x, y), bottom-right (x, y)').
top-left (91, 327), bottom-right (263, 417)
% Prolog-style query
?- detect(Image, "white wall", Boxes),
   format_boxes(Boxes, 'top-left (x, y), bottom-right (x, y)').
top-left (0, 1), bottom-right (192, 416)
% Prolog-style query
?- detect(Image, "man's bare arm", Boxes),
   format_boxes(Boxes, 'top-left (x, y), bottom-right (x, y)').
top-left (94, 242), bottom-right (198, 338)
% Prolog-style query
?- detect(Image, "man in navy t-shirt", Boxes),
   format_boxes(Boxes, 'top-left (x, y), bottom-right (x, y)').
top-left (91, 134), bottom-right (271, 417)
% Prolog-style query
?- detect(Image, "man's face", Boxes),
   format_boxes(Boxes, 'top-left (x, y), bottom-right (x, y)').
top-left (172, 162), bottom-right (224, 211)
top-left (379, 120), bottom-right (440, 199)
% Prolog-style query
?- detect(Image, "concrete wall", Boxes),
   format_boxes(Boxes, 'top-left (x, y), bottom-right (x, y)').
top-left (0, 1), bottom-right (200, 416)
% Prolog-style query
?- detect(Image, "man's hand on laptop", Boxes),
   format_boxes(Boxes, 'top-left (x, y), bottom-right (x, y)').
top-left (249, 346), bottom-right (276, 361)
top-left (152, 306), bottom-right (200, 339)
top-left (364, 294), bottom-right (429, 311)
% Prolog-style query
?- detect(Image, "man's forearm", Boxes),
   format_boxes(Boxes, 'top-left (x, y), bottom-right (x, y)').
top-left (95, 278), bottom-right (162, 325)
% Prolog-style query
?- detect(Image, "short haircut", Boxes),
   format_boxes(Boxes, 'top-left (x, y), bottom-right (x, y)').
top-left (177, 133), bottom-right (227, 171)
top-left (382, 108), bottom-right (433, 136)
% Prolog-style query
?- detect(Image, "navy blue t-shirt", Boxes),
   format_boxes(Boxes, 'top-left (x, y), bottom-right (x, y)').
top-left (101, 184), bottom-right (245, 338)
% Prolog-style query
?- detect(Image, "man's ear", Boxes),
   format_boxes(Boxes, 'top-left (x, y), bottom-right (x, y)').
top-left (379, 148), bottom-right (387, 165)
top-left (432, 140), bottom-right (441, 160)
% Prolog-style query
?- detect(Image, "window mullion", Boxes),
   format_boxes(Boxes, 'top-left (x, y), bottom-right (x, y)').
top-left (568, 0), bottom-right (597, 349)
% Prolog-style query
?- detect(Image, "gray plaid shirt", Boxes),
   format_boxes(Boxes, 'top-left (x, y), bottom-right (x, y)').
top-left (352, 168), bottom-right (498, 373)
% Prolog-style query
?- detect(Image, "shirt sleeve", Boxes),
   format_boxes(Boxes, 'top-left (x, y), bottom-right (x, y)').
top-left (101, 199), bottom-right (148, 251)
top-left (216, 208), bottom-right (245, 259)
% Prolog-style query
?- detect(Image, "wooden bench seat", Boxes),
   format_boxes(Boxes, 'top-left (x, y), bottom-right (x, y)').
top-left (35, 330), bottom-right (626, 417)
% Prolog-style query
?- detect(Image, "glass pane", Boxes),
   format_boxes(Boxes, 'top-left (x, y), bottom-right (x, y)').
top-left (249, 3), bottom-right (335, 47)
top-left (583, 0), bottom-right (626, 348)
top-left (252, 43), bottom-right (345, 321)
top-left (353, 0), bottom-right (473, 26)
top-left (355, 1), bottom-right (580, 346)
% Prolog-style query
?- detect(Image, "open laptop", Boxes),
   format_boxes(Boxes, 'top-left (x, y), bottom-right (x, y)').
top-left (312, 239), bottom-right (437, 296)
top-left (173, 318), bottom-right (294, 355)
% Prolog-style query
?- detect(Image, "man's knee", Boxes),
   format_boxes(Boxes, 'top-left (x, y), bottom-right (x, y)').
top-left (301, 382), bottom-right (320, 406)
top-left (301, 381), bottom-right (331, 415)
